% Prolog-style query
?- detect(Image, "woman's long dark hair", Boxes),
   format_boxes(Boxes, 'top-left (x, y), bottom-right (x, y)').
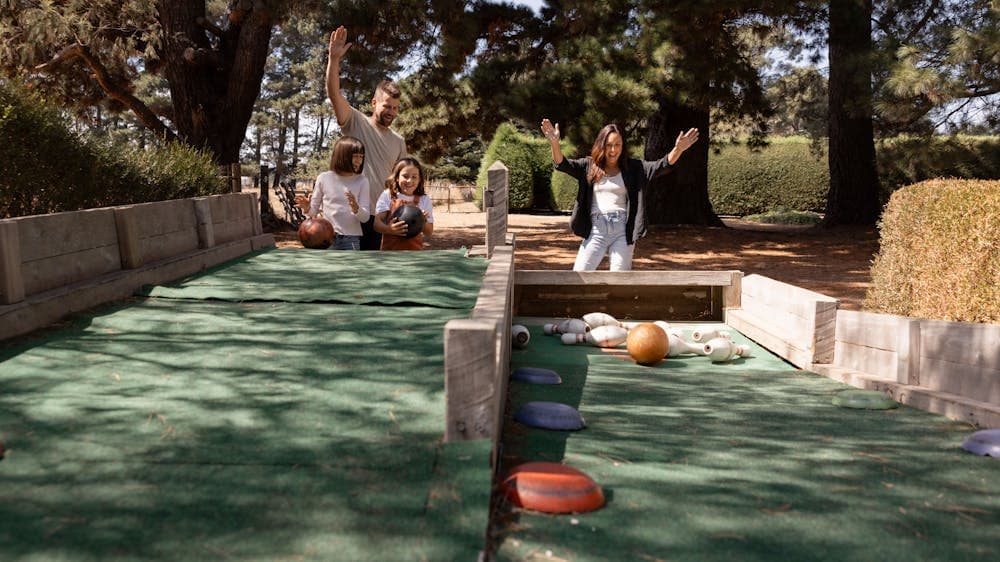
top-left (587, 124), bottom-right (630, 183)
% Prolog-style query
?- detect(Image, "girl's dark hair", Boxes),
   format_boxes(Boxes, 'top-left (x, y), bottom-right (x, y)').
top-left (386, 157), bottom-right (426, 198)
top-left (587, 124), bottom-right (630, 183)
top-left (330, 136), bottom-right (365, 175)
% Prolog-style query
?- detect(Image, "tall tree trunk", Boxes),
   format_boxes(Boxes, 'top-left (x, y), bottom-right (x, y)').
top-left (644, 94), bottom-right (721, 226)
top-left (825, 0), bottom-right (881, 226)
top-left (276, 110), bottom-right (288, 176)
top-left (292, 106), bottom-right (301, 171)
top-left (157, 0), bottom-right (273, 163)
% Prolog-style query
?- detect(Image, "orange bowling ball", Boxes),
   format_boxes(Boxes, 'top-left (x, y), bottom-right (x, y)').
top-left (626, 322), bottom-right (669, 365)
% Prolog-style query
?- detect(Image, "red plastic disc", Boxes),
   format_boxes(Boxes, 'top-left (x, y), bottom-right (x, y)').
top-left (501, 462), bottom-right (605, 513)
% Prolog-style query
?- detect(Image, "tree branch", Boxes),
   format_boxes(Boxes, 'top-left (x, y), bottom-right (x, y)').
top-left (35, 43), bottom-right (178, 143)
top-left (196, 16), bottom-right (225, 40)
top-left (901, 0), bottom-right (940, 46)
top-left (183, 46), bottom-right (223, 69)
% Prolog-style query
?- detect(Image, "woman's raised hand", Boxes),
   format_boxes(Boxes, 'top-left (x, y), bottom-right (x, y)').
top-left (674, 128), bottom-right (700, 152)
top-left (541, 119), bottom-right (561, 142)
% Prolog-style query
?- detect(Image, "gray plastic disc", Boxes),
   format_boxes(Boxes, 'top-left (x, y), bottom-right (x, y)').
top-left (961, 429), bottom-right (1000, 458)
top-left (515, 401), bottom-right (586, 431)
top-left (511, 367), bottom-right (562, 384)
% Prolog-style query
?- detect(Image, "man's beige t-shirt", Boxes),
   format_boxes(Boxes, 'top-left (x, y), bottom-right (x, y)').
top-left (340, 106), bottom-right (407, 211)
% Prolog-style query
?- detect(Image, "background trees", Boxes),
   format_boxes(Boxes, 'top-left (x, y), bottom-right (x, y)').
top-left (2, 0), bottom-right (996, 225)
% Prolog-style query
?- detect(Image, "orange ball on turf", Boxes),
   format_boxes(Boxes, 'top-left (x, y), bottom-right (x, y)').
top-left (626, 323), bottom-right (669, 365)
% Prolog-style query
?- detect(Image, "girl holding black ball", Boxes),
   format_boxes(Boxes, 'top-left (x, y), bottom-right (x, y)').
top-left (374, 157), bottom-right (434, 250)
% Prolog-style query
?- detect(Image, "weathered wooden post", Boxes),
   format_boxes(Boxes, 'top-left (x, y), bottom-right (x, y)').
top-left (484, 160), bottom-right (509, 258)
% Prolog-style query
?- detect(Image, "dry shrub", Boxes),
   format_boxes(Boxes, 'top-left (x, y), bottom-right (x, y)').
top-left (865, 179), bottom-right (1000, 322)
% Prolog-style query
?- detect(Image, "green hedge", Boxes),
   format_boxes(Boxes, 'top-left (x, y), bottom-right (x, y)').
top-left (876, 135), bottom-right (1000, 196)
top-left (0, 80), bottom-right (225, 218)
top-left (708, 138), bottom-right (829, 215)
top-left (476, 123), bottom-right (554, 211)
top-left (707, 135), bottom-right (1000, 216)
top-left (865, 179), bottom-right (1000, 322)
top-left (477, 125), bottom-right (1000, 216)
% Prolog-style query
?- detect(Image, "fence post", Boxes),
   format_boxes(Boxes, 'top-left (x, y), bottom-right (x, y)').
top-left (259, 164), bottom-right (270, 218)
top-left (484, 160), bottom-right (509, 258)
top-left (231, 163), bottom-right (242, 193)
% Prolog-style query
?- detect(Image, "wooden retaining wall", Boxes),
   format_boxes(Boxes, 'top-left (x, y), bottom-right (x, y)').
top-left (724, 273), bottom-right (838, 368)
top-left (811, 310), bottom-right (1000, 428)
top-left (721, 274), bottom-right (998, 427)
top-left (0, 193), bottom-right (273, 341)
top-left (514, 270), bottom-right (743, 321)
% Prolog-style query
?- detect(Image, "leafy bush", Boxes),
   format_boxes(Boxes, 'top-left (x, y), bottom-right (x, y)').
top-left (476, 123), bottom-right (553, 211)
top-left (708, 137), bottom-right (829, 215)
top-left (865, 179), bottom-right (1000, 323)
top-left (0, 80), bottom-right (225, 218)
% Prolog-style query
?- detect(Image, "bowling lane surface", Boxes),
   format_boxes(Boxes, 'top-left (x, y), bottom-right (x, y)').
top-left (0, 249), bottom-right (491, 561)
top-left (496, 321), bottom-right (1000, 562)
top-left (142, 247), bottom-right (485, 308)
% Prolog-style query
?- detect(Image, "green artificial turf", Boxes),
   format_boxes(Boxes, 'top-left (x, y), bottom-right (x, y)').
top-left (495, 322), bottom-right (1000, 562)
top-left (0, 249), bottom-right (492, 561)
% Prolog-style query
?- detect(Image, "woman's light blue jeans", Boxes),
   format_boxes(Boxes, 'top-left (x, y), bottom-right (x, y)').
top-left (573, 210), bottom-right (634, 271)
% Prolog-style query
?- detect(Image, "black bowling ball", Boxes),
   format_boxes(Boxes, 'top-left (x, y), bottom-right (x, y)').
top-left (390, 204), bottom-right (427, 238)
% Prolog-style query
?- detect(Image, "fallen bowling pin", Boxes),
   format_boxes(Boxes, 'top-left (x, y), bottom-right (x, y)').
top-left (703, 337), bottom-right (751, 362)
top-left (580, 312), bottom-right (646, 331)
top-left (691, 328), bottom-right (731, 343)
top-left (666, 332), bottom-right (707, 356)
top-left (653, 321), bottom-right (673, 334)
top-left (512, 324), bottom-right (530, 349)
top-left (543, 318), bottom-right (589, 335)
top-left (561, 325), bottom-right (628, 348)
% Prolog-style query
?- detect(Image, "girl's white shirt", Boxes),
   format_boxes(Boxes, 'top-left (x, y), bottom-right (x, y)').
top-left (309, 171), bottom-right (370, 236)
top-left (374, 189), bottom-right (435, 223)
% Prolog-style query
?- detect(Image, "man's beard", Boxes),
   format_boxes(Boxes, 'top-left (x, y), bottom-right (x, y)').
top-left (377, 112), bottom-right (395, 127)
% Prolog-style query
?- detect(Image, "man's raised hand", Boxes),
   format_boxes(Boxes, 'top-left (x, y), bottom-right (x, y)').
top-left (328, 26), bottom-right (351, 61)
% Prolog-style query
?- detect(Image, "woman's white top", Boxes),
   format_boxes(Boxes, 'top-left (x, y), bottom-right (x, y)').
top-left (591, 172), bottom-right (627, 215)
top-left (309, 171), bottom-right (370, 236)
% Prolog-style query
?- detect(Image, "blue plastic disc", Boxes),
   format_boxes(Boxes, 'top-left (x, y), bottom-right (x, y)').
top-left (514, 401), bottom-right (586, 431)
top-left (961, 429), bottom-right (1000, 458)
top-left (511, 367), bottom-right (562, 384)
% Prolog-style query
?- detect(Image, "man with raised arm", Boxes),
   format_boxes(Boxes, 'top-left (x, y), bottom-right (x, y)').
top-left (326, 26), bottom-right (408, 251)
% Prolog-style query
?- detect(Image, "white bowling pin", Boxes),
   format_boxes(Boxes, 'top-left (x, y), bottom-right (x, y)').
top-left (560, 325), bottom-right (628, 347)
top-left (543, 318), bottom-right (589, 335)
top-left (653, 321), bottom-right (672, 334)
top-left (582, 312), bottom-right (619, 329)
top-left (582, 312), bottom-right (645, 331)
top-left (703, 337), bottom-right (751, 362)
top-left (691, 328), bottom-right (731, 343)
top-left (666, 332), bottom-right (707, 356)
top-left (512, 325), bottom-right (530, 349)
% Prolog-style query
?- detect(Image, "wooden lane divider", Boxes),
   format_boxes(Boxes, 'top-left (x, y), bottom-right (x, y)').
top-left (0, 193), bottom-right (272, 341)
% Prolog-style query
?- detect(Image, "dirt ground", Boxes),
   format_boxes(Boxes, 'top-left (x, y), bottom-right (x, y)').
top-left (272, 207), bottom-right (880, 311)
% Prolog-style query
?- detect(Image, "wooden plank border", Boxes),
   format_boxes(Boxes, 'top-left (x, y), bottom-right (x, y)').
top-left (0, 193), bottom-right (273, 342)
top-left (444, 243), bottom-right (515, 455)
top-left (812, 309), bottom-right (1000, 427)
